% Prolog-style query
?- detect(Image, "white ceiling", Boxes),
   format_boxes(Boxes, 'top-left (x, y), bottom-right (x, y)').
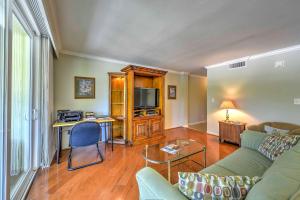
top-left (50, 0), bottom-right (300, 74)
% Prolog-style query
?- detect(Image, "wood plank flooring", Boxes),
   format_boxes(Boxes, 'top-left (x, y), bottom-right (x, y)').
top-left (27, 127), bottom-right (238, 200)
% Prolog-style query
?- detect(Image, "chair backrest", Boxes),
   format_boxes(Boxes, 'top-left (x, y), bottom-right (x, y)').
top-left (70, 121), bottom-right (100, 147)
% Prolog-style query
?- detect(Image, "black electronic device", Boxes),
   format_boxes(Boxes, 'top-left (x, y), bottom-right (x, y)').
top-left (57, 110), bottom-right (83, 122)
top-left (134, 87), bottom-right (159, 109)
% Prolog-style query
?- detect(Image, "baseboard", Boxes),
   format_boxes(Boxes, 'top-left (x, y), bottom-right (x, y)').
top-left (207, 131), bottom-right (219, 136)
top-left (164, 126), bottom-right (183, 131)
top-left (188, 121), bottom-right (207, 126)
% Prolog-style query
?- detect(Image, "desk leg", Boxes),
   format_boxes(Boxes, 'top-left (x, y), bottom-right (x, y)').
top-left (56, 127), bottom-right (62, 164)
top-left (110, 122), bottom-right (113, 151)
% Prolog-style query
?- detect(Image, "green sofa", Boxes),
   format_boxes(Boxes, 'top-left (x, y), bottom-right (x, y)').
top-left (136, 130), bottom-right (300, 200)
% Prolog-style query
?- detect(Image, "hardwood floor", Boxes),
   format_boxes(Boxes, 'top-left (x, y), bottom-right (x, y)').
top-left (27, 127), bottom-right (238, 200)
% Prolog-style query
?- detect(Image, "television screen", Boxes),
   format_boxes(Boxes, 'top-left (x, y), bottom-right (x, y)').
top-left (134, 88), bottom-right (159, 108)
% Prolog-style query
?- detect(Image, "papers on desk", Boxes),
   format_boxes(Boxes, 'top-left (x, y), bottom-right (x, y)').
top-left (161, 144), bottom-right (180, 154)
top-left (83, 117), bottom-right (96, 120)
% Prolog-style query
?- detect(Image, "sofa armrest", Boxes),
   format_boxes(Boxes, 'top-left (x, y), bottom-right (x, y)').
top-left (241, 130), bottom-right (268, 151)
top-left (136, 167), bottom-right (187, 200)
top-left (247, 125), bottom-right (264, 132)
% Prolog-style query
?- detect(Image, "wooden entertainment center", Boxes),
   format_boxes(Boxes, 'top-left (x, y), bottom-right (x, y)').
top-left (121, 65), bottom-right (167, 145)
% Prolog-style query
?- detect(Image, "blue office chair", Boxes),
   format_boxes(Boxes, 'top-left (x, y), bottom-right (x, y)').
top-left (68, 121), bottom-right (103, 171)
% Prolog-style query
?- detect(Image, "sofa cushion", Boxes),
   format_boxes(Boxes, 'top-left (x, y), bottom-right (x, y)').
top-left (200, 164), bottom-right (237, 176)
top-left (214, 148), bottom-right (272, 177)
top-left (241, 130), bottom-right (268, 151)
top-left (178, 172), bottom-right (261, 200)
top-left (246, 142), bottom-right (300, 200)
top-left (258, 135), bottom-right (300, 161)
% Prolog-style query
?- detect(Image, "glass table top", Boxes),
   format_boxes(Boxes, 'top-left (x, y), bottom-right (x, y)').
top-left (142, 139), bottom-right (206, 164)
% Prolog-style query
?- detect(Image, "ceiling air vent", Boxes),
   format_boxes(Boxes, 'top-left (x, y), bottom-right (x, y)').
top-left (229, 61), bottom-right (247, 69)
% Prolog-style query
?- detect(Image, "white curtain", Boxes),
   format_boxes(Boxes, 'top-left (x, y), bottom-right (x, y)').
top-left (10, 16), bottom-right (31, 176)
top-left (40, 36), bottom-right (55, 168)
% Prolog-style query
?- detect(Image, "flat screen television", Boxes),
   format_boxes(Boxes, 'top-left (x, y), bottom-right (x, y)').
top-left (134, 87), bottom-right (159, 109)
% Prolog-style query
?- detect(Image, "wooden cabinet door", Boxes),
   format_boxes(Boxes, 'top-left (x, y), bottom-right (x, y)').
top-left (219, 122), bottom-right (230, 142)
top-left (133, 120), bottom-right (149, 141)
top-left (149, 118), bottom-right (163, 137)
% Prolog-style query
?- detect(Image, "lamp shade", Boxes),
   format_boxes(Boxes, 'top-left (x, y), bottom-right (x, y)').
top-left (219, 100), bottom-right (236, 109)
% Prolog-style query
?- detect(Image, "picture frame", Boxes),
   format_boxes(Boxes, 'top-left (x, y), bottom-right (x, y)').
top-left (74, 76), bottom-right (95, 99)
top-left (168, 85), bottom-right (176, 99)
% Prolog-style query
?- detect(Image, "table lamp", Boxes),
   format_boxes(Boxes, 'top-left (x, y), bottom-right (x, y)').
top-left (219, 100), bottom-right (236, 121)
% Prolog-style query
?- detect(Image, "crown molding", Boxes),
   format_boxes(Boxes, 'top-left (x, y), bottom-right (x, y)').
top-left (59, 49), bottom-right (185, 74)
top-left (205, 44), bottom-right (300, 69)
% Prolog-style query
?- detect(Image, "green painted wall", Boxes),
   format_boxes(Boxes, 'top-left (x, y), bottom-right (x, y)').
top-left (207, 50), bottom-right (300, 135)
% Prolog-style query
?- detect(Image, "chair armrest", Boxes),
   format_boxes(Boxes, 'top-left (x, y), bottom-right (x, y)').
top-left (136, 167), bottom-right (187, 200)
top-left (241, 130), bottom-right (268, 151)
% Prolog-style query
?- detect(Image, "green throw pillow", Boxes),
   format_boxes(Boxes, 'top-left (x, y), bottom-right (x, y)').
top-left (178, 172), bottom-right (261, 200)
top-left (258, 135), bottom-right (300, 161)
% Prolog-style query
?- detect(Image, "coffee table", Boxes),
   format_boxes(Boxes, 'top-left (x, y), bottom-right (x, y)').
top-left (142, 139), bottom-right (206, 182)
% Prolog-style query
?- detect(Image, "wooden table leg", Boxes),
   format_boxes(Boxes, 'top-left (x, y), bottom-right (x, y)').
top-left (145, 145), bottom-right (148, 167)
top-left (203, 147), bottom-right (207, 168)
top-left (167, 161), bottom-right (171, 183)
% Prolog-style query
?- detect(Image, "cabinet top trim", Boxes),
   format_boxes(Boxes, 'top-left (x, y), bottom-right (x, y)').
top-left (121, 65), bottom-right (168, 76)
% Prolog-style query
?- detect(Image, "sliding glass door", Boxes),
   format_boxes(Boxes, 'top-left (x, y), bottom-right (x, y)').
top-left (1, 0), bottom-right (43, 199)
top-left (0, 0), bottom-right (6, 199)
top-left (9, 13), bottom-right (33, 199)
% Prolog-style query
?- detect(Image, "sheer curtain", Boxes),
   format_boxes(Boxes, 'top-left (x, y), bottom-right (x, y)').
top-left (10, 15), bottom-right (31, 176)
top-left (40, 36), bottom-right (55, 168)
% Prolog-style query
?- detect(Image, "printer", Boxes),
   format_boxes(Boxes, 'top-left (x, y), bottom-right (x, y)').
top-left (57, 110), bottom-right (83, 122)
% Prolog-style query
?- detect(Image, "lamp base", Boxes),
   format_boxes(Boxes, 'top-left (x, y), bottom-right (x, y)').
top-left (225, 109), bottom-right (230, 121)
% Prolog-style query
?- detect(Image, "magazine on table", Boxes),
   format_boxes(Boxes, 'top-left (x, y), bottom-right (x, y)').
top-left (161, 144), bottom-right (180, 154)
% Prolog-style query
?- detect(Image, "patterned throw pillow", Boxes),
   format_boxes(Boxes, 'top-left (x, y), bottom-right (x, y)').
top-left (264, 125), bottom-right (289, 136)
top-left (258, 135), bottom-right (300, 161)
top-left (178, 172), bottom-right (261, 200)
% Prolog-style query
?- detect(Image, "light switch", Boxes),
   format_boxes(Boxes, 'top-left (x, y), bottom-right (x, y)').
top-left (211, 98), bottom-right (215, 103)
top-left (294, 98), bottom-right (300, 105)
top-left (274, 60), bottom-right (286, 68)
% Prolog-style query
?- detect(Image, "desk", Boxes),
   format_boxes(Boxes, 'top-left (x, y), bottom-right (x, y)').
top-left (53, 117), bottom-right (115, 164)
